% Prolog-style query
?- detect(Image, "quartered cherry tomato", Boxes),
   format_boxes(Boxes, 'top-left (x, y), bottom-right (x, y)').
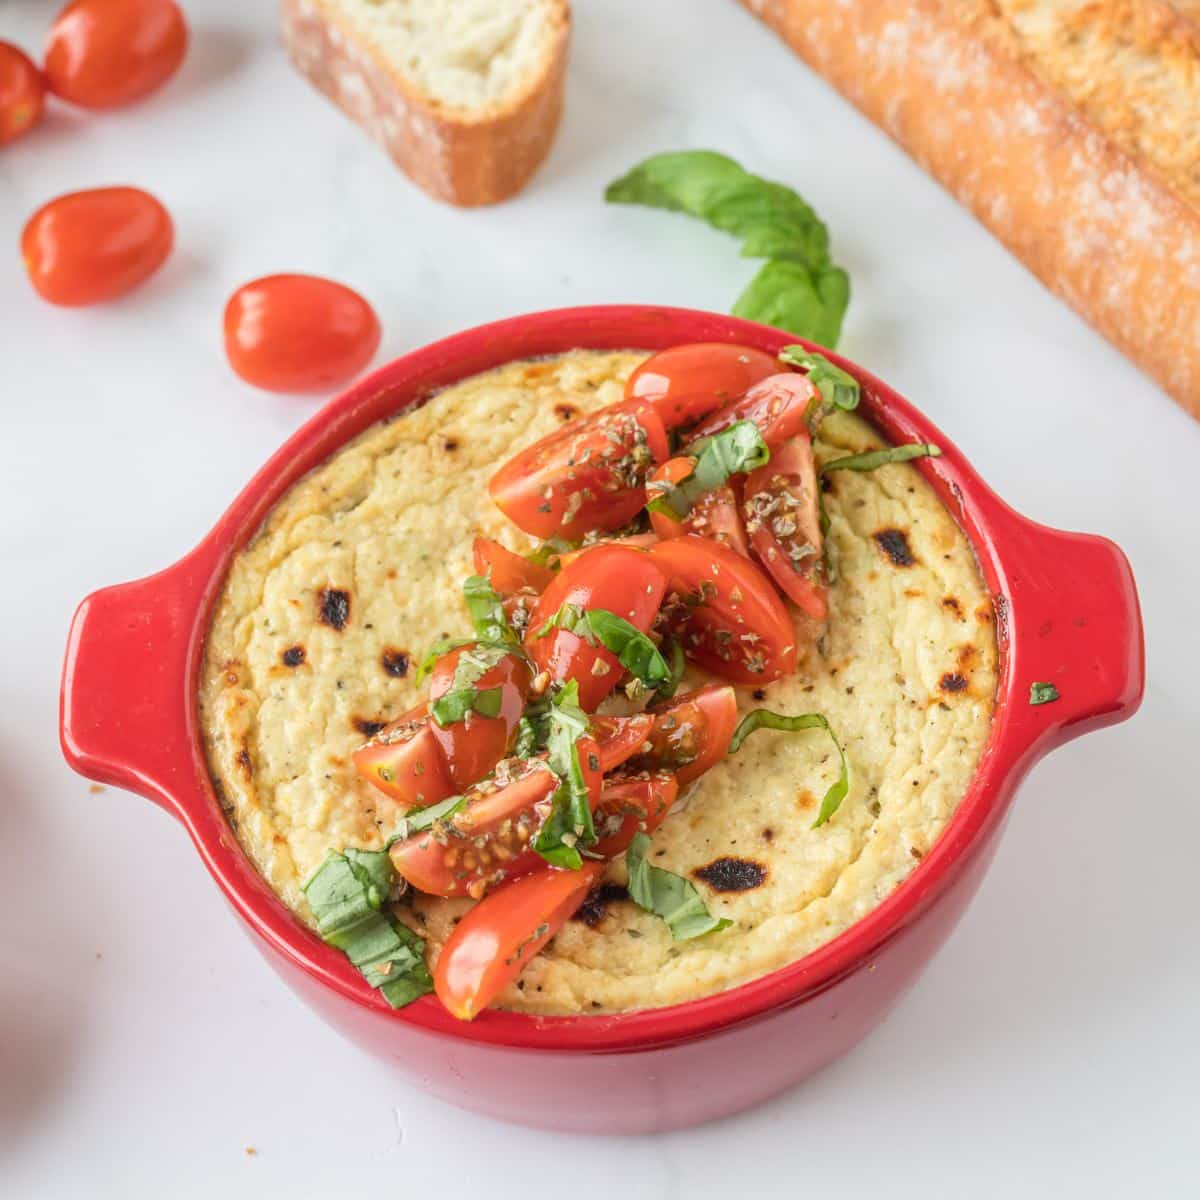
top-left (44, 0), bottom-right (187, 109)
top-left (650, 536), bottom-right (797, 684)
top-left (352, 706), bottom-right (456, 810)
top-left (472, 537), bottom-right (554, 597)
top-left (426, 645), bottom-right (532, 790)
top-left (626, 343), bottom-right (779, 430)
top-left (223, 274), bottom-right (381, 394)
top-left (434, 861), bottom-right (605, 1020)
top-left (591, 771), bottom-right (678, 858)
top-left (627, 685), bottom-right (739, 785)
top-left (489, 399), bottom-right (669, 540)
top-left (743, 434), bottom-right (827, 620)
top-left (0, 41), bottom-right (45, 145)
top-left (524, 545), bottom-right (668, 710)
top-left (21, 186), bottom-right (173, 306)
top-left (556, 532), bottom-right (657, 569)
top-left (686, 373), bottom-right (819, 451)
top-left (592, 712), bottom-right (655, 772)
top-left (647, 457), bottom-right (750, 555)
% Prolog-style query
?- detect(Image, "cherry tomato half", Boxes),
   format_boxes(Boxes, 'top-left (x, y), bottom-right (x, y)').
top-left (650, 536), bottom-right (797, 684)
top-left (592, 712), bottom-right (655, 772)
top-left (21, 186), bottom-right (173, 306)
top-left (352, 706), bottom-right (456, 810)
top-left (627, 684), bottom-right (739, 786)
top-left (489, 398), bottom-right (669, 540)
top-left (686, 373), bottom-right (819, 451)
top-left (44, 0), bottom-right (187, 109)
top-left (591, 771), bottom-right (678, 858)
top-left (434, 861), bottom-right (605, 1020)
top-left (743, 434), bottom-right (827, 620)
top-left (0, 41), bottom-right (45, 145)
top-left (472, 537), bottom-right (555, 597)
top-left (626, 343), bottom-right (780, 430)
top-left (648, 457), bottom-right (750, 556)
top-left (223, 274), bottom-right (382, 394)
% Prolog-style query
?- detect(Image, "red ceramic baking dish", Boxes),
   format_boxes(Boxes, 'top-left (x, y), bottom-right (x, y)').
top-left (60, 306), bottom-right (1143, 1133)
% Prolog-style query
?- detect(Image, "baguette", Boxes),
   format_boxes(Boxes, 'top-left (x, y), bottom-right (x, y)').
top-left (281, 0), bottom-right (569, 207)
top-left (739, 0), bottom-right (1200, 420)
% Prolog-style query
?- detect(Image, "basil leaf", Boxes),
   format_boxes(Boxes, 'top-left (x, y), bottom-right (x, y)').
top-left (656, 637), bottom-right (686, 702)
top-left (413, 637), bottom-right (476, 684)
top-left (625, 833), bottom-right (731, 941)
top-left (821, 443), bottom-right (942, 475)
top-left (532, 681), bottom-right (595, 869)
top-left (526, 537), bottom-right (577, 570)
top-left (730, 709), bottom-right (850, 828)
top-left (386, 794), bottom-right (469, 846)
top-left (1029, 682), bottom-right (1060, 706)
top-left (647, 421), bottom-right (769, 520)
top-left (606, 150), bottom-right (849, 346)
top-left (778, 346), bottom-right (860, 415)
top-left (429, 644), bottom-right (511, 728)
top-left (463, 573), bottom-right (520, 647)
top-left (535, 606), bottom-right (670, 691)
top-left (302, 850), bottom-right (433, 1009)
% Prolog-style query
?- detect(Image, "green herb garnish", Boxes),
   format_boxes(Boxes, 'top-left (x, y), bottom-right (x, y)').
top-left (625, 833), bottom-right (731, 941)
top-left (647, 421), bottom-right (769, 521)
top-left (1029, 682), bottom-right (1060, 706)
top-left (656, 637), bottom-right (686, 702)
top-left (386, 794), bottom-right (469, 846)
top-left (606, 150), bottom-right (850, 347)
top-left (532, 681), bottom-right (595, 869)
top-left (821, 443), bottom-right (942, 474)
top-left (535, 605), bottom-right (670, 692)
top-left (778, 346), bottom-right (860, 417)
top-left (730, 709), bottom-right (850, 828)
top-left (429, 643), bottom-right (511, 727)
top-left (463, 573), bottom-right (521, 647)
top-left (303, 849), bottom-right (433, 1008)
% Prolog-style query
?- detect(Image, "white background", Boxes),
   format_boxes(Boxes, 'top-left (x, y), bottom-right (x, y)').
top-left (1, 1), bottom-right (1196, 1195)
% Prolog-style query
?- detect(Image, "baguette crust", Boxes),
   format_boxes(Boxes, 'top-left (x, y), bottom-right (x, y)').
top-left (281, 0), bottom-right (569, 207)
top-left (741, 0), bottom-right (1200, 419)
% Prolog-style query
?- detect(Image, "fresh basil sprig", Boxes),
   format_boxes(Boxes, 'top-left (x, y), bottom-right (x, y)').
top-left (606, 150), bottom-right (850, 347)
top-left (429, 643), bottom-right (511, 727)
top-left (647, 421), bottom-right (769, 521)
top-left (532, 681), bottom-right (596, 869)
top-left (778, 346), bottom-right (860, 417)
top-left (535, 605), bottom-right (670, 692)
top-left (303, 849), bottom-right (433, 1008)
top-left (730, 709), bottom-right (850, 828)
top-left (463, 573), bottom-right (521, 647)
top-left (625, 833), bottom-right (732, 941)
top-left (821, 443), bottom-right (942, 474)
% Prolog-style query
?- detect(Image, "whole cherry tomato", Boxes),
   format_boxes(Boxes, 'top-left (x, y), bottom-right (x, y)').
top-left (21, 186), bottom-right (173, 306)
top-left (224, 274), bottom-right (382, 394)
top-left (44, 0), bottom-right (187, 109)
top-left (0, 41), bottom-right (45, 145)
top-left (626, 343), bottom-right (780, 430)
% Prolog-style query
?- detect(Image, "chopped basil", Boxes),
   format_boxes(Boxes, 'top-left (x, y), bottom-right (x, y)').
top-left (532, 681), bottom-right (596, 869)
top-left (730, 709), bottom-right (850, 828)
top-left (303, 849), bottom-right (433, 1008)
top-left (647, 421), bottom-right (769, 520)
top-left (513, 714), bottom-right (538, 758)
top-left (656, 637), bottom-right (686, 702)
top-left (463, 573), bottom-right (521, 647)
top-left (778, 346), bottom-right (860, 417)
top-left (605, 150), bottom-right (850, 347)
top-left (535, 604), bottom-right (670, 692)
top-left (821, 443), bottom-right (942, 474)
top-left (429, 643), bottom-right (511, 727)
top-left (386, 794), bottom-right (469, 846)
top-left (526, 537), bottom-right (577, 570)
top-left (1029, 682), bottom-right (1060, 706)
top-left (625, 833), bottom-right (731, 941)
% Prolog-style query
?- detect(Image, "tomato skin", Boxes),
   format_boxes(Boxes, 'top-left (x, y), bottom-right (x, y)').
top-left (427, 646), bottom-right (532, 790)
top-left (223, 274), bottom-right (381, 394)
top-left (627, 684), bottom-right (739, 786)
top-left (626, 343), bottom-right (780, 430)
top-left (44, 0), bottom-right (187, 109)
top-left (743, 434), bottom-right (827, 620)
top-left (592, 712), bottom-right (655, 773)
top-left (489, 399), bottom-right (669, 540)
top-left (556, 532), bottom-right (658, 569)
top-left (435, 861), bottom-right (605, 1020)
top-left (472, 537), bottom-right (554, 596)
top-left (0, 42), bottom-right (45, 145)
top-left (21, 186), bottom-right (172, 306)
top-left (648, 458), bottom-right (750, 556)
top-left (686, 373), bottom-right (818, 451)
top-left (650, 536), bottom-right (797, 684)
top-left (591, 771), bottom-right (678, 858)
top-left (352, 706), bottom-right (456, 810)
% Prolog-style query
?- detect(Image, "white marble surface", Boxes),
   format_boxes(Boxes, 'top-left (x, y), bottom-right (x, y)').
top-left (1, 0), bottom-right (1196, 1195)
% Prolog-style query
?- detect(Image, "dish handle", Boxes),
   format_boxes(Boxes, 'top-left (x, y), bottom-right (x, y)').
top-left (60, 549), bottom-right (213, 818)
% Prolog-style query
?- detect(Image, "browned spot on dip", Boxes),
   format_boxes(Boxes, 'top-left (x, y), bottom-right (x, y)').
top-left (957, 644), bottom-right (980, 670)
top-left (318, 588), bottom-right (351, 630)
top-left (942, 596), bottom-right (964, 618)
top-left (573, 883), bottom-right (629, 928)
top-left (381, 648), bottom-right (410, 677)
top-left (874, 528), bottom-right (915, 567)
top-left (904, 588), bottom-right (923, 599)
top-left (694, 857), bottom-right (768, 892)
top-left (281, 645), bottom-right (306, 667)
top-left (761, 827), bottom-right (775, 843)
top-left (443, 437), bottom-right (459, 452)
top-left (797, 788), bottom-right (816, 812)
top-left (554, 403), bottom-right (578, 421)
top-left (235, 747), bottom-right (252, 777)
top-left (940, 672), bottom-right (969, 693)
top-left (353, 717), bottom-right (388, 737)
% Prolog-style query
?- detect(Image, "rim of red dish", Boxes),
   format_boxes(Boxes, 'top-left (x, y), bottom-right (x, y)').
top-left (76, 305), bottom-right (1131, 1053)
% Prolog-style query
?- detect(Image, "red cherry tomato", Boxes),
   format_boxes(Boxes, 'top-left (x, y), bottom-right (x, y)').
top-left (743, 434), bottom-right (827, 620)
top-left (627, 684), bottom-right (740, 786)
top-left (427, 646), bottom-right (532, 790)
top-left (556, 532), bottom-right (658, 569)
top-left (686, 373), bottom-right (818, 451)
top-left (0, 41), bottom-right (45, 145)
top-left (21, 186), bottom-right (173, 306)
top-left (44, 0), bottom-right (187, 109)
top-left (472, 537), bottom-right (555, 597)
top-left (648, 457), bottom-right (750, 556)
top-left (223, 274), bottom-right (382, 394)
top-left (352, 706), bottom-right (455, 810)
top-left (489, 399), bottom-right (669, 540)
top-left (626, 343), bottom-right (780, 430)
top-left (650, 536), bottom-right (797, 684)
top-left (434, 861), bottom-right (605, 1020)
top-left (591, 771), bottom-right (679, 858)
top-left (592, 712), bottom-right (655, 772)
top-left (525, 546), bottom-right (668, 710)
